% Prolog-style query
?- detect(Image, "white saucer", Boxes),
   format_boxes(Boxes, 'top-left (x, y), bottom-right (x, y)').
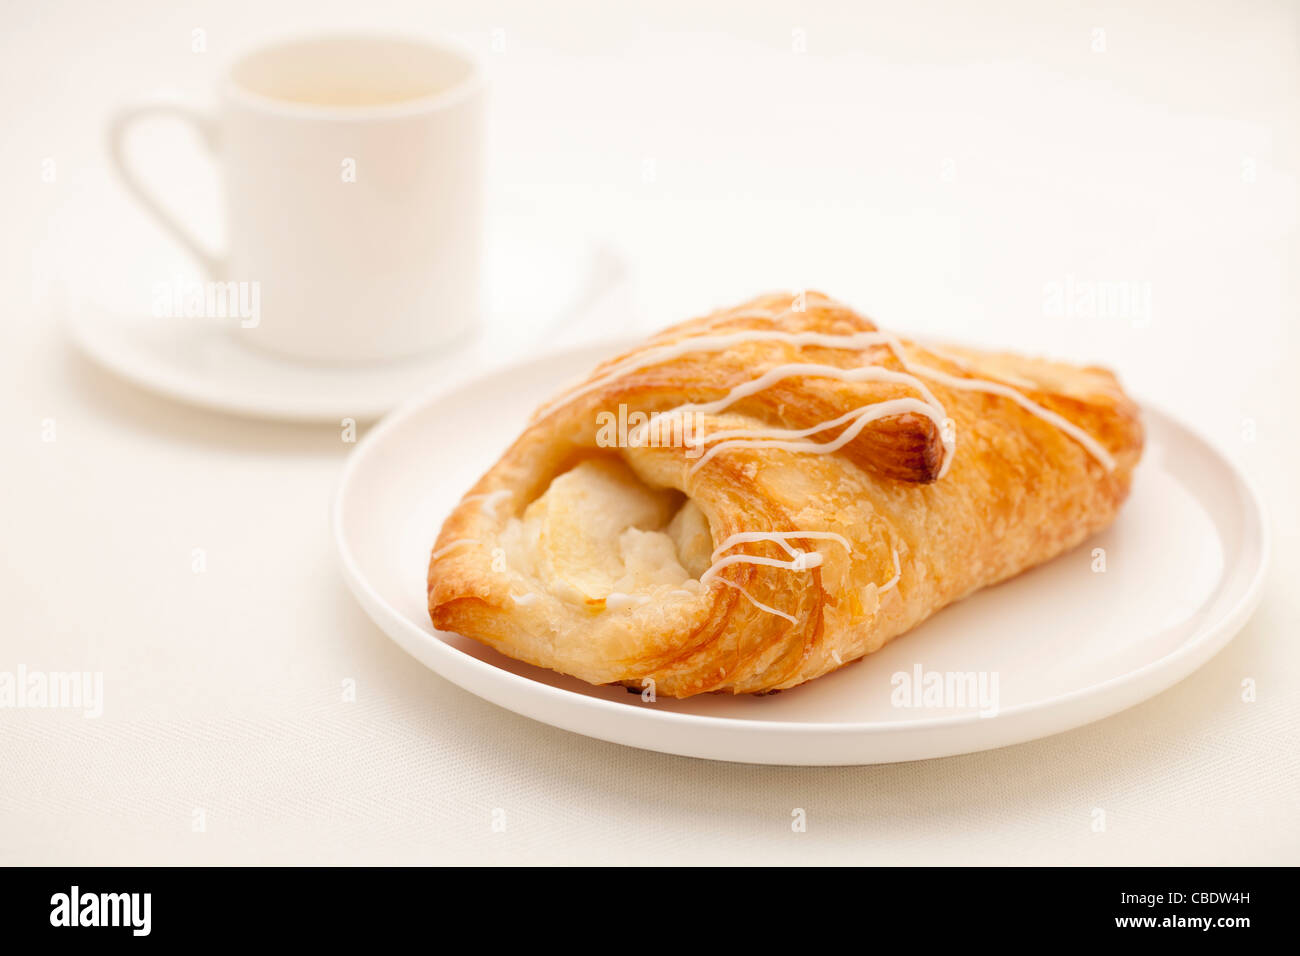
top-left (333, 341), bottom-right (1270, 765)
top-left (63, 225), bottom-right (629, 423)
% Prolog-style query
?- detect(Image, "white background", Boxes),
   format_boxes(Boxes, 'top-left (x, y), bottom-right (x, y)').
top-left (1, 0), bottom-right (1297, 863)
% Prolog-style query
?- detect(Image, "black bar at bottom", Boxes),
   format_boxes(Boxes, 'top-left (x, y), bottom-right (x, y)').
top-left (0, 866), bottom-right (1278, 941)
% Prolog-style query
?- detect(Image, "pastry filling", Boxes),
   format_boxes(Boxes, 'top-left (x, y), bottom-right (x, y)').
top-left (500, 458), bottom-right (711, 608)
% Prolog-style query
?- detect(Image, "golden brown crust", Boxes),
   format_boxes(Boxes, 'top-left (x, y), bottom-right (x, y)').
top-left (427, 292), bottom-right (1144, 698)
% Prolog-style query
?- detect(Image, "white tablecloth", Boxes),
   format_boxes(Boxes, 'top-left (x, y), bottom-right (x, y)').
top-left (2, 0), bottom-right (1297, 865)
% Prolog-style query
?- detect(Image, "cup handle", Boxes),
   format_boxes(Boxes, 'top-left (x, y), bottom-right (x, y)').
top-left (107, 101), bottom-right (225, 277)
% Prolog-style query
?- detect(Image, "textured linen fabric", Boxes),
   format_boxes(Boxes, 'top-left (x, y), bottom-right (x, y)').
top-left (1, 0), bottom-right (1297, 865)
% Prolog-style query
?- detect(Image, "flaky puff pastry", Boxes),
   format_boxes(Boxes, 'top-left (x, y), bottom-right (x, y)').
top-left (428, 292), bottom-right (1143, 698)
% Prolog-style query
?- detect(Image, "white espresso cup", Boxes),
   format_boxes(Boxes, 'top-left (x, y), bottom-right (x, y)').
top-left (108, 34), bottom-right (485, 364)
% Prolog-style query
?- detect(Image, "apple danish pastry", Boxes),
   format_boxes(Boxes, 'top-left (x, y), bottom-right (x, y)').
top-left (428, 292), bottom-right (1143, 697)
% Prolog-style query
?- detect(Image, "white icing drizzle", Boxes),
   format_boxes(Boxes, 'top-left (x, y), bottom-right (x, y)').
top-left (672, 328), bottom-right (1115, 474)
top-left (708, 544), bottom-right (899, 625)
top-left (700, 549), bottom-right (823, 586)
top-left (711, 530), bottom-right (853, 561)
top-left (666, 359), bottom-right (947, 418)
top-left (510, 592), bottom-right (539, 606)
top-left (690, 404), bottom-right (915, 458)
top-left (918, 341), bottom-right (1040, 389)
top-left (699, 530), bottom-right (849, 625)
top-left (535, 307), bottom-right (1113, 475)
top-left (641, 360), bottom-right (956, 474)
top-left (688, 396), bottom-right (944, 476)
top-left (534, 328), bottom-right (897, 420)
top-left (715, 578), bottom-right (797, 625)
top-left (887, 349), bottom-right (1117, 471)
top-left (700, 529), bottom-right (902, 627)
top-left (877, 548), bottom-right (902, 594)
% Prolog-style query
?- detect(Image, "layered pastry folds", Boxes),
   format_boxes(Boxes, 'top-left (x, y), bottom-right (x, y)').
top-left (428, 292), bottom-right (1144, 697)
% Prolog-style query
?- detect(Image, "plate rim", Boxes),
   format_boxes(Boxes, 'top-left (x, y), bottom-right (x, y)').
top-left (332, 340), bottom-right (1271, 753)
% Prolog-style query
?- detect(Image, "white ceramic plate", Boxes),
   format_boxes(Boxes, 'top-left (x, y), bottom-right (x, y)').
top-left (333, 342), bottom-right (1269, 765)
